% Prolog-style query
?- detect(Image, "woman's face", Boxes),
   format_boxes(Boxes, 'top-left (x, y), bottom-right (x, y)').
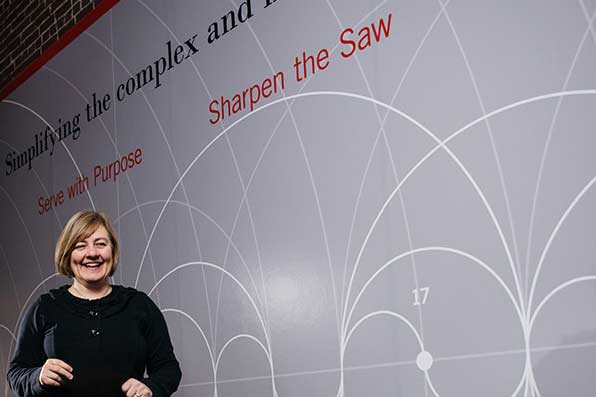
top-left (70, 225), bottom-right (113, 286)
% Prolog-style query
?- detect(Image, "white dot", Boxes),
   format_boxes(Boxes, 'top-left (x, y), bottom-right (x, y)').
top-left (416, 351), bottom-right (433, 371)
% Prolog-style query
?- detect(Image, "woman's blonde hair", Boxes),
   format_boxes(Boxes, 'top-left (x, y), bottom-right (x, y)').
top-left (55, 210), bottom-right (120, 277)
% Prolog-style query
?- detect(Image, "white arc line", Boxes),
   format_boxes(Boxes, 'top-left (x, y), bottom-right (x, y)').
top-left (232, 0), bottom-right (341, 346)
top-left (133, 88), bottom-right (596, 338)
top-left (215, 334), bottom-right (276, 397)
top-left (437, 0), bottom-right (524, 312)
top-left (0, 138), bottom-right (63, 228)
top-left (525, 3), bottom-right (596, 304)
top-left (161, 308), bottom-right (216, 396)
top-left (528, 275), bottom-right (596, 396)
top-left (0, 325), bottom-right (16, 343)
top-left (40, 64), bottom-right (158, 289)
top-left (81, 31), bottom-right (209, 332)
top-left (529, 275), bottom-right (596, 332)
top-left (147, 261), bottom-right (270, 344)
top-left (344, 310), bottom-right (424, 350)
top-left (11, 273), bottom-right (61, 335)
top-left (341, 97), bottom-right (521, 337)
top-left (1, 100), bottom-right (95, 209)
top-left (135, 0), bottom-right (269, 349)
top-left (344, 246), bottom-right (524, 340)
top-left (114, 199), bottom-right (266, 311)
top-left (0, 186), bottom-right (45, 285)
top-left (0, 245), bottom-right (20, 309)
top-left (150, 261), bottom-right (279, 396)
top-left (528, 173), bottom-right (596, 315)
top-left (323, 6), bottom-right (430, 381)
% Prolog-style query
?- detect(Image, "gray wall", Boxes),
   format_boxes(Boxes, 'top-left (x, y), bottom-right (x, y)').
top-left (2, 1), bottom-right (596, 396)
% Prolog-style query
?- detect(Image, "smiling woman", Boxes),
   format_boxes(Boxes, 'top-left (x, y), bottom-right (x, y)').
top-left (7, 211), bottom-right (182, 397)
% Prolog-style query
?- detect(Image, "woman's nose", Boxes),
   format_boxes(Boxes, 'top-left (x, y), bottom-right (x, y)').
top-left (86, 245), bottom-right (99, 257)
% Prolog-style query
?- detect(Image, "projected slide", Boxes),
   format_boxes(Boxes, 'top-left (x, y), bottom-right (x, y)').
top-left (2, 1), bottom-right (596, 396)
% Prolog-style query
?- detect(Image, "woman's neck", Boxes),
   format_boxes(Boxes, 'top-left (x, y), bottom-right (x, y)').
top-left (69, 280), bottom-right (112, 300)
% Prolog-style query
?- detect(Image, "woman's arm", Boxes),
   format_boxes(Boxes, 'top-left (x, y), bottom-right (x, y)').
top-left (139, 293), bottom-right (182, 397)
top-left (7, 298), bottom-right (52, 397)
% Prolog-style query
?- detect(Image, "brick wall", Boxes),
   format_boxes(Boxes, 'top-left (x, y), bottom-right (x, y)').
top-left (0, 0), bottom-right (105, 95)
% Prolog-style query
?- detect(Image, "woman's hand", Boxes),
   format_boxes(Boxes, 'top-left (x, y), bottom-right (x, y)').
top-left (39, 358), bottom-right (73, 386)
top-left (121, 378), bottom-right (153, 397)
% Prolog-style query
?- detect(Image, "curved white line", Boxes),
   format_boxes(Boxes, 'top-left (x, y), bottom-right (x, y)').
top-left (0, 138), bottom-right (63, 228)
top-left (511, 362), bottom-right (529, 397)
top-left (424, 370), bottom-right (440, 397)
top-left (332, 5), bottom-right (449, 395)
top-left (122, 87), bottom-right (596, 334)
top-left (341, 100), bottom-right (524, 340)
top-left (116, 199), bottom-right (265, 311)
top-left (0, 324), bottom-right (16, 342)
top-left (0, 242), bottom-right (22, 310)
top-left (146, 261), bottom-right (272, 363)
top-left (528, 174), bottom-right (596, 315)
top-left (12, 273), bottom-right (61, 332)
top-left (215, 334), bottom-right (276, 396)
top-left (123, 88), bottom-right (596, 369)
top-left (40, 64), bottom-right (158, 289)
top-left (323, 5), bottom-right (431, 371)
top-left (134, 0), bottom-right (267, 349)
top-left (525, 4), bottom-right (596, 304)
top-left (199, 0), bottom-right (416, 349)
top-left (161, 308), bottom-right (216, 387)
top-left (0, 186), bottom-right (46, 283)
top-left (518, 363), bottom-right (531, 397)
top-left (1, 100), bottom-right (95, 209)
top-left (447, 90), bottom-right (596, 151)
top-left (530, 368), bottom-right (540, 397)
top-left (216, 334), bottom-right (272, 372)
top-left (81, 31), bottom-right (210, 331)
top-left (530, 276), bottom-right (596, 331)
top-left (149, 261), bottom-right (277, 394)
top-left (345, 247), bottom-right (524, 338)
top-left (232, 1), bottom-right (341, 347)
top-left (344, 310), bottom-right (424, 350)
top-left (339, 0), bottom-right (450, 328)
top-left (528, 275), bottom-right (596, 396)
top-left (437, 0), bottom-right (524, 317)
top-left (342, 309), bottom-right (439, 397)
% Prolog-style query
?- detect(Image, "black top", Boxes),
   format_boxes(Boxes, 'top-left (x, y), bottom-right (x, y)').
top-left (7, 285), bottom-right (181, 397)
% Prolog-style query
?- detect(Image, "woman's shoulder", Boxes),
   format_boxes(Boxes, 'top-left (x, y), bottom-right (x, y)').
top-left (111, 285), bottom-right (155, 306)
top-left (111, 284), bottom-right (147, 297)
top-left (22, 285), bottom-right (70, 322)
top-left (39, 284), bottom-right (70, 304)
top-left (111, 284), bottom-right (139, 295)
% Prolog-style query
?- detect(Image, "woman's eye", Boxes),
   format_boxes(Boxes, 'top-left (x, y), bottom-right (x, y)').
top-left (96, 242), bottom-right (107, 248)
top-left (74, 244), bottom-right (86, 250)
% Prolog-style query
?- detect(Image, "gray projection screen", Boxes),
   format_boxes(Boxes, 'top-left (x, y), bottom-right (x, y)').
top-left (1, 1), bottom-right (596, 396)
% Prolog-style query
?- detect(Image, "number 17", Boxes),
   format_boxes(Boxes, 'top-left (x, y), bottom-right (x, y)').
top-left (412, 287), bottom-right (430, 306)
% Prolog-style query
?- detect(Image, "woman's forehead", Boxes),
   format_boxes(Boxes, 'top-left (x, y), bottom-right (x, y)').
top-left (77, 225), bottom-right (109, 241)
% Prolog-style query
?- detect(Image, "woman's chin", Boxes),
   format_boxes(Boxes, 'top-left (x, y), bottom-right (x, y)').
top-left (74, 263), bottom-right (111, 283)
